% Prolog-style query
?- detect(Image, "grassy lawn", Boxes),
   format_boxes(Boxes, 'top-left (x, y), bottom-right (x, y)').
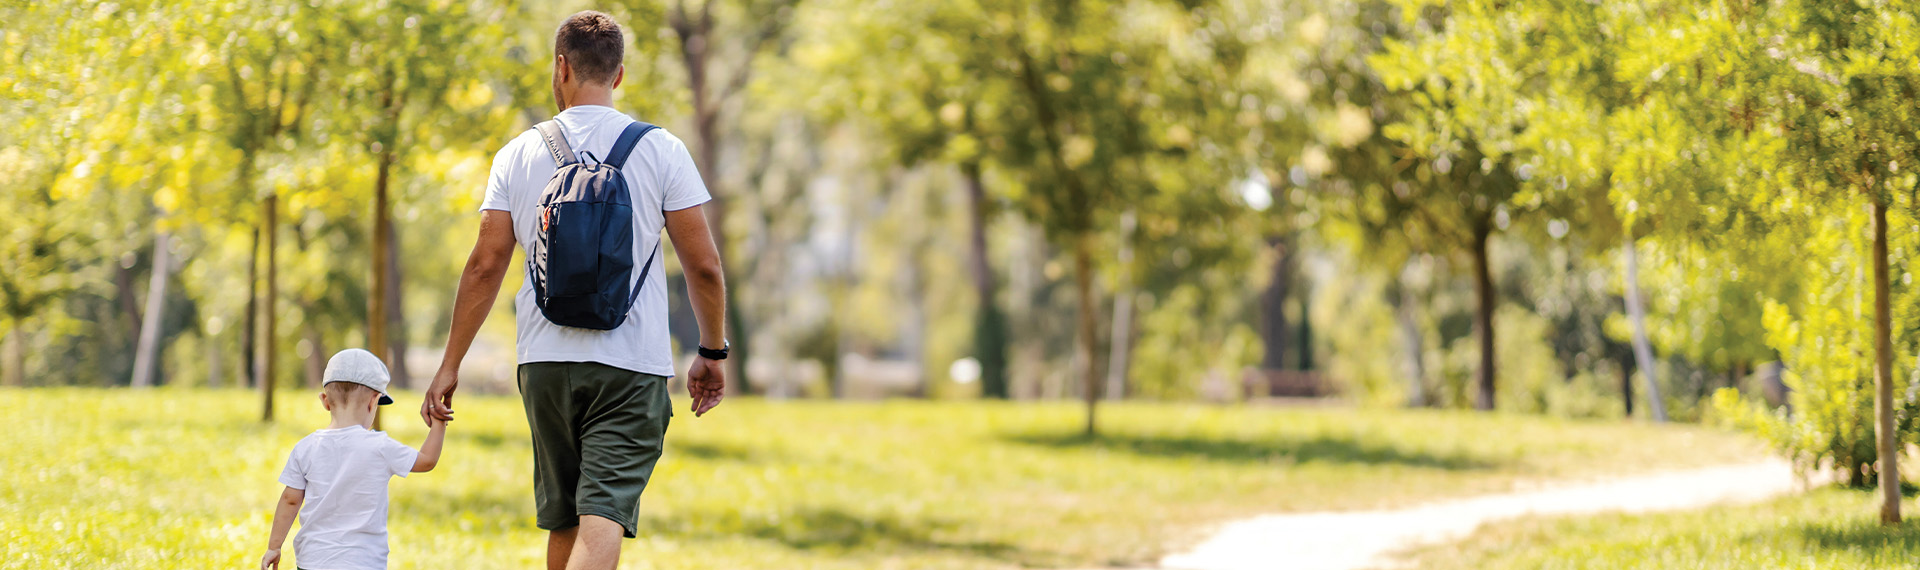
top-left (1388, 486), bottom-right (1920, 569)
top-left (1, 388), bottom-right (1765, 569)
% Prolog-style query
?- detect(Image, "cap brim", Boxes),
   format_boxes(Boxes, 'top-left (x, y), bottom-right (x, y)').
top-left (378, 394), bottom-right (394, 406)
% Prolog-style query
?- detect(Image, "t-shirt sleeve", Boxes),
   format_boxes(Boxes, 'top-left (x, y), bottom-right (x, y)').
top-left (658, 134), bottom-right (712, 212)
top-left (278, 442), bottom-right (308, 490)
top-left (381, 436), bottom-right (421, 479)
top-left (478, 137), bottom-right (520, 213)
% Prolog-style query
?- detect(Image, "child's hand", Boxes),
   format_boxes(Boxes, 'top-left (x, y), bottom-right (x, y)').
top-left (260, 549), bottom-right (281, 570)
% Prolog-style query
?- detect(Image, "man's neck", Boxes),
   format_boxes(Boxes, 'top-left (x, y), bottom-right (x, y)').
top-left (562, 87), bottom-right (616, 111)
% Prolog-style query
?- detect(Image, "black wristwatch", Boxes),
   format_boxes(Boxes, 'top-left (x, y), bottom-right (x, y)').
top-left (698, 341), bottom-right (730, 361)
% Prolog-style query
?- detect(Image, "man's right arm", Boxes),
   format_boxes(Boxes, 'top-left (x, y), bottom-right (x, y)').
top-left (665, 204), bottom-right (727, 416)
top-left (422, 209), bottom-right (517, 425)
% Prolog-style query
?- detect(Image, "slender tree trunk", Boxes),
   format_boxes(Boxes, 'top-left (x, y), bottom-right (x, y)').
top-left (1873, 198), bottom-right (1900, 524)
top-left (1471, 225), bottom-right (1496, 411)
top-left (675, 16), bottom-right (751, 396)
top-left (244, 226), bottom-right (259, 389)
top-left (369, 142), bottom-right (393, 430)
top-left (960, 162), bottom-right (1009, 399)
top-left (1105, 210), bottom-right (1136, 401)
top-left (1622, 236), bottom-right (1669, 422)
top-left (262, 194), bottom-right (279, 422)
top-left (131, 232), bottom-right (172, 388)
top-left (2, 323), bottom-right (22, 387)
top-left (1260, 237), bottom-right (1293, 371)
top-left (115, 264), bottom-right (142, 335)
top-left (304, 317), bottom-right (329, 388)
top-left (1396, 262), bottom-right (1427, 407)
top-left (1074, 235), bottom-right (1100, 437)
top-left (207, 330), bottom-right (223, 388)
top-left (1619, 356), bottom-right (1635, 418)
top-left (385, 216), bottom-right (411, 389)
top-left (1297, 284), bottom-right (1313, 371)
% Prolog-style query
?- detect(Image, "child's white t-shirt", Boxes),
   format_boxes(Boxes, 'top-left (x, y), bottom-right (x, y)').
top-left (278, 425), bottom-right (419, 570)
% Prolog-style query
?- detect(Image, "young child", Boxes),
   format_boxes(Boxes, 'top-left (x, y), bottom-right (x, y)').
top-left (260, 348), bottom-right (448, 570)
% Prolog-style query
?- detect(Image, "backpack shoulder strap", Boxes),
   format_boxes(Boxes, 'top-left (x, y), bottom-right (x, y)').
top-left (534, 120), bottom-right (577, 167)
top-left (627, 241), bottom-right (662, 306)
top-left (604, 121), bottom-right (659, 170)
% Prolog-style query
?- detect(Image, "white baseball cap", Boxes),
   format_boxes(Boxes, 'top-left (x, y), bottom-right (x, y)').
top-left (323, 348), bottom-right (394, 405)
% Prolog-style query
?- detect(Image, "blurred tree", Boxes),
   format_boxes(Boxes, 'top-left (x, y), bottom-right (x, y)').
top-left (651, 0), bottom-right (804, 394)
top-left (327, 0), bottom-right (514, 393)
top-left (792, 0), bottom-right (1016, 398)
top-left (1609, 0), bottom-right (1920, 523)
top-left (1371, 0), bottom-right (1535, 411)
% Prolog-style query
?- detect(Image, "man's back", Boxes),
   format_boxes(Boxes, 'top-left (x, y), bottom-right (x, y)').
top-left (478, 105), bottom-right (711, 377)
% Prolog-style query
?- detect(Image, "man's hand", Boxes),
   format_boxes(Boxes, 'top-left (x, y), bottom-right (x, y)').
top-left (260, 549), bottom-right (281, 570)
top-left (421, 368), bottom-right (458, 426)
top-left (688, 356), bottom-right (725, 417)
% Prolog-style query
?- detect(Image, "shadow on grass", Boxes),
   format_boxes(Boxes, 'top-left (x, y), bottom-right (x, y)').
top-left (670, 440), bottom-right (766, 463)
top-left (1004, 431), bottom-right (1496, 470)
top-left (645, 507), bottom-right (1038, 564)
top-left (1794, 520), bottom-right (1920, 551)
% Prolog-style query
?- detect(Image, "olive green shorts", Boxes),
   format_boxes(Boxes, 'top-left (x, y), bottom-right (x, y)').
top-left (517, 361), bottom-right (673, 539)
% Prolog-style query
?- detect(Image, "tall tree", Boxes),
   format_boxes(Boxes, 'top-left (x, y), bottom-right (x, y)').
top-left (657, 0), bottom-right (803, 394)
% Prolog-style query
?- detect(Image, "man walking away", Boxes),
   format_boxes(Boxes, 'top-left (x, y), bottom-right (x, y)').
top-left (421, 11), bottom-right (731, 570)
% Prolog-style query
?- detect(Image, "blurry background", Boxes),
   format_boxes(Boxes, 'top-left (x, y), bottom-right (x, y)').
top-left (3, 0), bottom-right (1792, 421)
top-left (16, 0), bottom-right (1920, 567)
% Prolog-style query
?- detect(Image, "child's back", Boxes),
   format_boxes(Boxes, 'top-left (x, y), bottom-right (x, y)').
top-left (261, 348), bottom-right (445, 570)
top-left (279, 425), bottom-right (419, 568)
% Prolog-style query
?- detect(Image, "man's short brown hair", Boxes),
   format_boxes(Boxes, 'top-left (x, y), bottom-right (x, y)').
top-left (555, 11), bottom-right (624, 85)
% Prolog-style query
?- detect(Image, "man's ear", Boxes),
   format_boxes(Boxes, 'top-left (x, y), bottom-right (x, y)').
top-left (611, 64), bottom-right (624, 90)
top-left (555, 54), bottom-right (570, 84)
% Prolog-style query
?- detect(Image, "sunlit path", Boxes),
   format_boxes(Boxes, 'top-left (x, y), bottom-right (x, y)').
top-left (1160, 460), bottom-right (1810, 570)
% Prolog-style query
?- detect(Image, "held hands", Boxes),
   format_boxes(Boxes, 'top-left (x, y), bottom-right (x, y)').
top-left (688, 356), bottom-right (725, 417)
top-left (260, 549), bottom-right (280, 570)
top-left (421, 368), bottom-right (459, 427)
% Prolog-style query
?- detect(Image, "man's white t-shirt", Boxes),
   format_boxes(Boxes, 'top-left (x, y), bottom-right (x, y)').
top-left (479, 105), bottom-right (711, 377)
top-left (278, 426), bottom-right (419, 570)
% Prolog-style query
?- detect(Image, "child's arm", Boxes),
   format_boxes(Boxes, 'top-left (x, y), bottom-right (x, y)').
top-left (411, 417), bottom-right (447, 473)
top-left (261, 486), bottom-right (304, 569)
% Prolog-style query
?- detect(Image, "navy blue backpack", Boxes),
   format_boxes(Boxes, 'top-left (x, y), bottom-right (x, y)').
top-left (527, 119), bottom-right (659, 330)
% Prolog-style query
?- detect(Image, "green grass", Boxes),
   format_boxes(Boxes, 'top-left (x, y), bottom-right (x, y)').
top-left (1387, 486), bottom-right (1920, 569)
top-left (0, 388), bottom-right (1765, 569)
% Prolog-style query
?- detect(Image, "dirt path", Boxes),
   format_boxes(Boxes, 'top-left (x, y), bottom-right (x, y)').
top-left (1157, 459), bottom-right (1808, 570)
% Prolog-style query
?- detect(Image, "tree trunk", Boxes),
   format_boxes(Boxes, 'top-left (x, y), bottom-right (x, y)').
top-left (207, 330), bottom-right (223, 388)
top-left (2, 324), bottom-right (22, 387)
top-left (961, 162), bottom-right (1009, 399)
top-left (369, 141), bottom-right (393, 430)
top-left (385, 215), bottom-right (411, 389)
top-left (1105, 210), bottom-right (1136, 401)
top-left (244, 225), bottom-right (259, 389)
top-left (1260, 237), bottom-right (1293, 371)
top-left (1297, 283), bottom-right (1313, 371)
top-left (1622, 236), bottom-right (1669, 422)
top-left (131, 232), bottom-right (172, 388)
top-left (1396, 262), bottom-right (1427, 407)
top-left (1619, 356), bottom-right (1635, 418)
top-left (1873, 198), bottom-right (1900, 524)
top-left (676, 15), bottom-right (751, 396)
top-left (1075, 235), bottom-right (1100, 437)
top-left (115, 264), bottom-right (143, 336)
top-left (1471, 225), bottom-right (1496, 411)
top-left (262, 194), bottom-right (279, 422)
top-left (304, 318), bottom-right (329, 388)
